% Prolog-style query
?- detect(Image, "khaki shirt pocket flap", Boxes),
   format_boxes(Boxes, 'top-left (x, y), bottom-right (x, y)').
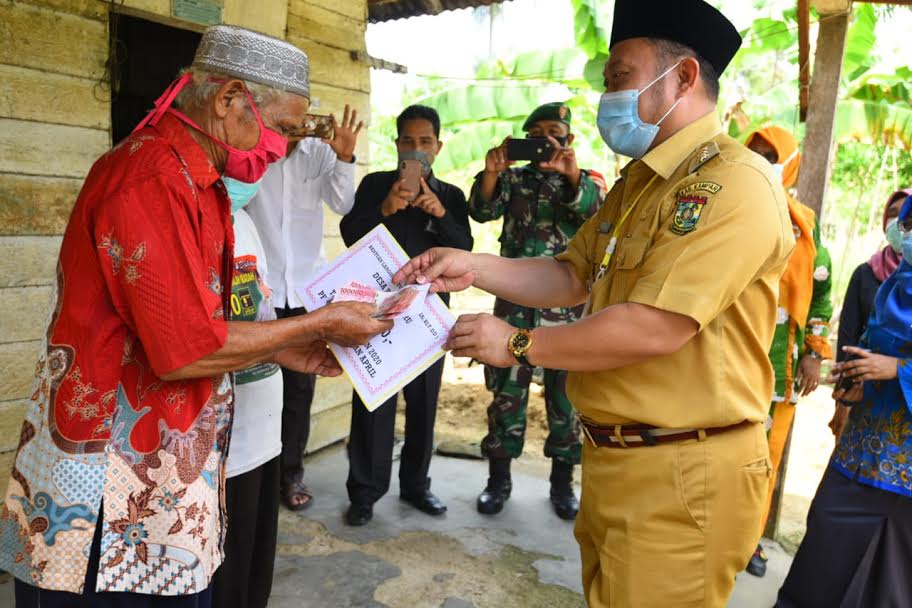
top-left (615, 237), bottom-right (650, 270)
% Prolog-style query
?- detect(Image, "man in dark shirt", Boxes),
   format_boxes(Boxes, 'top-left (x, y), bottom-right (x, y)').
top-left (340, 105), bottom-right (473, 525)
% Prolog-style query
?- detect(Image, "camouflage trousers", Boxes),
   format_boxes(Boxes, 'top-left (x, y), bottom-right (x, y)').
top-left (480, 300), bottom-right (582, 464)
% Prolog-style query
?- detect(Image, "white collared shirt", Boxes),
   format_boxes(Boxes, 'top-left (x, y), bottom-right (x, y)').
top-left (246, 138), bottom-right (356, 308)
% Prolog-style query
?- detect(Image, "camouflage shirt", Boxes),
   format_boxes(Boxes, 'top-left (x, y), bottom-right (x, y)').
top-left (468, 165), bottom-right (606, 258)
top-left (468, 165), bottom-right (607, 327)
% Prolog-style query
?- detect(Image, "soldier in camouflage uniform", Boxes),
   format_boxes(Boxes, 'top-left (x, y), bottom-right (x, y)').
top-left (468, 102), bottom-right (607, 520)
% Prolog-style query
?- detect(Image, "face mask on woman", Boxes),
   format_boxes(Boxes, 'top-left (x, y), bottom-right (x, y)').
top-left (771, 148), bottom-right (800, 184)
top-left (902, 229), bottom-right (912, 263)
top-left (886, 218), bottom-right (903, 254)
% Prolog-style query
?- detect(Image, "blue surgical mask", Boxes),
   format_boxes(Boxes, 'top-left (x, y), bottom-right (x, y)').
top-left (902, 231), bottom-right (912, 263)
top-left (886, 218), bottom-right (903, 254)
top-left (770, 149), bottom-right (799, 185)
top-left (596, 60), bottom-right (683, 159)
top-left (223, 176), bottom-right (264, 213)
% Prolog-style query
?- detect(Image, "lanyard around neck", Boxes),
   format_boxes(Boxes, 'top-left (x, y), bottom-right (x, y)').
top-left (596, 174), bottom-right (660, 280)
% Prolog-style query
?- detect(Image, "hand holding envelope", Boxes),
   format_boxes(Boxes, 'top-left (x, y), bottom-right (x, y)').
top-left (300, 225), bottom-right (455, 411)
top-left (334, 280), bottom-right (431, 320)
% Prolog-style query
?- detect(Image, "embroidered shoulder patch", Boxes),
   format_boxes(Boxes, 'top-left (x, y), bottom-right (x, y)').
top-left (677, 181), bottom-right (722, 197)
top-left (670, 195), bottom-right (708, 235)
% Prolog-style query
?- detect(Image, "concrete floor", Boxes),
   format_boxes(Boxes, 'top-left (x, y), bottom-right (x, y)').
top-left (0, 442), bottom-right (791, 607)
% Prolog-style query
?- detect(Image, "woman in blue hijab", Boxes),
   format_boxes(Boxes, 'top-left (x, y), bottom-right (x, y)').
top-left (776, 194), bottom-right (912, 607)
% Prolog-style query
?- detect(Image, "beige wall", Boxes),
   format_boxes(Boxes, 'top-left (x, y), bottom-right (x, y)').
top-left (0, 0), bottom-right (371, 495)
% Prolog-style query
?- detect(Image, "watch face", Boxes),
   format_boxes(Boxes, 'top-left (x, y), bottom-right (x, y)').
top-left (512, 333), bottom-right (530, 350)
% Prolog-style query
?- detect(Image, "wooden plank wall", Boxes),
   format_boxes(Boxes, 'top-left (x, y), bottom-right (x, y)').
top-left (0, 0), bottom-right (372, 494)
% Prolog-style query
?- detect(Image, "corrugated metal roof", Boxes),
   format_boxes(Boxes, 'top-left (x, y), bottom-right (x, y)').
top-left (368, 0), bottom-right (505, 23)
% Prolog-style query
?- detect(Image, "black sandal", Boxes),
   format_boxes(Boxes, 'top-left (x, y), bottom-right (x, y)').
top-left (281, 480), bottom-right (314, 512)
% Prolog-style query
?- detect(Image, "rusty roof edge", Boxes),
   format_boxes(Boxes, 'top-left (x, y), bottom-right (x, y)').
top-left (368, 0), bottom-right (506, 24)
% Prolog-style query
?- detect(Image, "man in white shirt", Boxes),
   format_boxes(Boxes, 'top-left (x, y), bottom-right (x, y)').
top-left (247, 105), bottom-right (364, 510)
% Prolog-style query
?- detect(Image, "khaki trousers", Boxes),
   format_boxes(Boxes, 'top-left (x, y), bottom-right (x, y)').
top-left (574, 421), bottom-right (771, 607)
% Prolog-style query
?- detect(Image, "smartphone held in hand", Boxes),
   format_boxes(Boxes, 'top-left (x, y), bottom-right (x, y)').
top-left (294, 114), bottom-right (334, 139)
top-left (506, 138), bottom-right (555, 163)
top-left (399, 159), bottom-right (422, 202)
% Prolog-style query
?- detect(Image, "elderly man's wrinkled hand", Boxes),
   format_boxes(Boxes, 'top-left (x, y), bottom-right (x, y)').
top-left (275, 343), bottom-right (342, 376)
top-left (317, 301), bottom-right (393, 347)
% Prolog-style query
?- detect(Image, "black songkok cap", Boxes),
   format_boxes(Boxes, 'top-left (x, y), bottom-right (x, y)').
top-left (609, 0), bottom-right (742, 75)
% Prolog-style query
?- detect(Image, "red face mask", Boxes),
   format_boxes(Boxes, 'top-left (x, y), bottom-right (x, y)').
top-left (134, 73), bottom-right (288, 183)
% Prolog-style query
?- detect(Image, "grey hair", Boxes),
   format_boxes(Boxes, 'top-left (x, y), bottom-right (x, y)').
top-left (173, 68), bottom-right (283, 111)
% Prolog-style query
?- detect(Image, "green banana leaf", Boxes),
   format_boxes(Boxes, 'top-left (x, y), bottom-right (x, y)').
top-left (835, 99), bottom-right (912, 149)
top-left (844, 4), bottom-right (877, 81)
top-left (569, 0), bottom-right (609, 58)
top-left (417, 82), bottom-right (572, 126)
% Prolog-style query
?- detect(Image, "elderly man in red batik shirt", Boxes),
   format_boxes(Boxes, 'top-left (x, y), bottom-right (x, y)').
top-left (0, 25), bottom-right (390, 608)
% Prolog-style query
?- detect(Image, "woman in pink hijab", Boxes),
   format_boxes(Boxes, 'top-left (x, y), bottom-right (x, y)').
top-left (831, 188), bottom-right (911, 436)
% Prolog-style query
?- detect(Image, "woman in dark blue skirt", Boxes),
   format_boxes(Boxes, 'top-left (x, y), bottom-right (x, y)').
top-left (776, 195), bottom-right (912, 608)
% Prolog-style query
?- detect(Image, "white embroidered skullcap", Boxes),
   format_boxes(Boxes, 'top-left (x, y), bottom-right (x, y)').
top-left (192, 25), bottom-right (310, 100)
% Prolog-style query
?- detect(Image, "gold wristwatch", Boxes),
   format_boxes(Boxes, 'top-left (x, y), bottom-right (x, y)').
top-left (508, 328), bottom-right (534, 366)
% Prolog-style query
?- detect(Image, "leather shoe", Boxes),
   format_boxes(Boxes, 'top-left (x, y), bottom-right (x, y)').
top-left (345, 503), bottom-right (373, 526)
top-left (746, 544), bottom-right (768, 577)
top-left (477, 480), bottom-right (512, 515)
top-left (400, 490), bottom-right (447, 516)
top-left (550, 490), bottom-right (579, 521)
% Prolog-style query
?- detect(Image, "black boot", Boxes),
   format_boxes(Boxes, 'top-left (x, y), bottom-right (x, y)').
top-left (549, 460), bottom-right (579, 521)
top-left (477, 458), bottom-right (512, 515)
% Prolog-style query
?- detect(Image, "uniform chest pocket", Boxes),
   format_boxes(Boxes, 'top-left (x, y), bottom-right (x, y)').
top-left (614, 236), bottom-right (650, 270)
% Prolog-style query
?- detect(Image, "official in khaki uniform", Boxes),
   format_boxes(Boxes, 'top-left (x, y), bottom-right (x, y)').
top-left (393, 1), bottom-right (794, 606)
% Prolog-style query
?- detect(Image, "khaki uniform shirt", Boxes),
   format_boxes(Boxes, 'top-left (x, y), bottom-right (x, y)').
top-left (556, 112), bottom-right (795, 429)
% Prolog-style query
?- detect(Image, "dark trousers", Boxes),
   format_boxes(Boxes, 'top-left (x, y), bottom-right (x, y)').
top-left (346, 357), bottom-right (445, 505)
top-left (275, 305), bottom-right (316, 489)
top-left (14, 505), bottom-right (212, 607)
top-left (211, 456), bottom-right (280, 608)
top-left (777, 466), bottom-right (912, 608)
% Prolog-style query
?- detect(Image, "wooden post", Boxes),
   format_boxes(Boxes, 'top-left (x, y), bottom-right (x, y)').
top-left (796, 10), bottom-right (850, 220)
top-left (764, 6), bottom-right (850, 540)
top-left (798, 0), bottom-right (810, 121)
top-left (764, 424), bottom-right (794, 539)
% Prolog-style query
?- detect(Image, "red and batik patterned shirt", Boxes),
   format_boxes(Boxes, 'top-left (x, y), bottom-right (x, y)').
top-left (0, 114), bottom-right (235, 595)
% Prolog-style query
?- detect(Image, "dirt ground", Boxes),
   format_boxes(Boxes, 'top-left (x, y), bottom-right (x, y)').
top-left (434, 359), bottom-right (552, 454)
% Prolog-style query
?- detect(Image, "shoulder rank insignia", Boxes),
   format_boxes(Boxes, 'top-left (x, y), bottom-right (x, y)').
top-left (671, 195), bottom-right (707, 235)
top-left (689, 142), bottom-right (721, 174)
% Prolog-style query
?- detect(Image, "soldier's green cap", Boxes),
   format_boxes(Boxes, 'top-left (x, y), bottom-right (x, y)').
top-left (522, 102), bottom-right (572, 132)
